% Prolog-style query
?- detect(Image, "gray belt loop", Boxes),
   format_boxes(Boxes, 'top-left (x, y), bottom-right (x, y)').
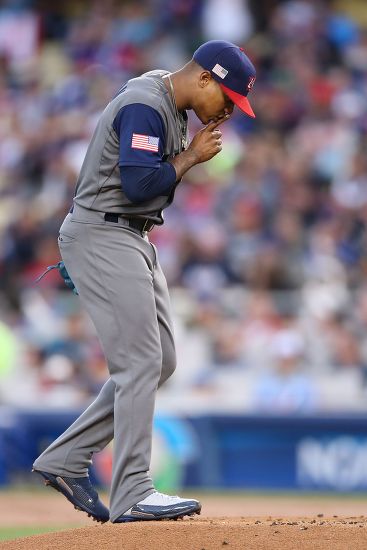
top-left (71, 203), bottom-right (130, 227)
top-left (70, 203), bottom-right (152, 236)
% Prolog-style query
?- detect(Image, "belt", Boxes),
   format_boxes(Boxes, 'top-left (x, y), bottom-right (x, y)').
top-left (104, 213), bottom-right (155, 233)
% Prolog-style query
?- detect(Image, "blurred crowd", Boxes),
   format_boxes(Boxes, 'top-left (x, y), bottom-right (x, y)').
top-left (0, 0), bottom-right (367, 413)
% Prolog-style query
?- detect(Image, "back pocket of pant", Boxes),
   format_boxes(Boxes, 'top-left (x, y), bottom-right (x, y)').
top-left (58, 233), bottom-right (76, 243)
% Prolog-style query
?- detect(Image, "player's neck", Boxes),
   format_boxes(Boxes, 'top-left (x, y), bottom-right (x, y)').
top-left (167, 70), bottom-right (191, 112)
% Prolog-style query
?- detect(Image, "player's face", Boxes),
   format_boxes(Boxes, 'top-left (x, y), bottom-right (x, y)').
top-left (193, 74), bottom-right (234, 125)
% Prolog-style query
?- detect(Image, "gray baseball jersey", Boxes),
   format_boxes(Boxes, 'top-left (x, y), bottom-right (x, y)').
top-left (74, 70), bottom-right (188, 223)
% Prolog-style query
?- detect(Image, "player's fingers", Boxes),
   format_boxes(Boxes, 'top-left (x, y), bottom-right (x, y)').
top-left (206, 114), bottom-right (230, 131)
top-left (214, 132), bottom-right (222, 141)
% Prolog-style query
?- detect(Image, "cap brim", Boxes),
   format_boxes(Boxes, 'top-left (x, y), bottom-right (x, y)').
top-left (220, 83), bottom-right (255, 118)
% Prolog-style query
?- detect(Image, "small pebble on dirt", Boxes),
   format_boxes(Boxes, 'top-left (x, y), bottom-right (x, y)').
top-left (222, 542), bottom-right (229, 546)
top-left (317, 514), bottom-right (324, 517)
top-left (300, 526), bottom-right (308, 530)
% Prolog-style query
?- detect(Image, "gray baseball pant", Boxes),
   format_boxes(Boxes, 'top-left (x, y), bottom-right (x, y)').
top-left (33, 206), bottom-right (176, 521)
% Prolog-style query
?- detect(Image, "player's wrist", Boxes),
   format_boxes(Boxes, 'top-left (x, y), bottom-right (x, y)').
top-left (169, 149), bottom-right (199, 180)
top-left (181, 148), bottom-right (201, 166)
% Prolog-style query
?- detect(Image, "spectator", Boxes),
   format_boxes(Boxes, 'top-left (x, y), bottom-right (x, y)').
top-left (252, 327), bottom-right (318, 413)
top-left (0, 0), bottom-right (366, 413)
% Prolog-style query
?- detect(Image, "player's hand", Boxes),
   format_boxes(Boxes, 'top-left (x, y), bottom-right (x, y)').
top-left (187, 115), bottom-right (229, 163)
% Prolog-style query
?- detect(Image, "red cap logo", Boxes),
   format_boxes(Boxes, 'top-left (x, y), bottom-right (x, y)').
top-left (247, 76), bottom-right (256, 92)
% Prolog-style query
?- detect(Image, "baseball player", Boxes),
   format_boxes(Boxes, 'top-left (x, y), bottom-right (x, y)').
top-left (33, 40), bottom-right (256, 523)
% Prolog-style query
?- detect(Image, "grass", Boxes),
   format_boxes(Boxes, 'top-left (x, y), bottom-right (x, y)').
top-left (186, 489), bottom-right (367, 500)
top-left (0, 525), bottom-right (78, 542)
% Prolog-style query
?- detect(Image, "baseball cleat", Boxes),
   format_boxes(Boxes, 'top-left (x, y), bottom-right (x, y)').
top-left (113, 491), bottom-right (201, 522)
top-left (32, 469), bottom-right (109, 523)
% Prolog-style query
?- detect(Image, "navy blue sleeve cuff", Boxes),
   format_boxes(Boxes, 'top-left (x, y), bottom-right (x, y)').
top-left (120, 162), bottom-right (177, 204)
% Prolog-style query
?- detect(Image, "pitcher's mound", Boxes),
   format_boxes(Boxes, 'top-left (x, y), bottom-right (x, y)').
top-left (2, 517), bottom-right (367, 550)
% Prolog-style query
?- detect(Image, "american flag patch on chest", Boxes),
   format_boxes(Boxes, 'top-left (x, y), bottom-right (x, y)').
top-left (131, 133), bottom-right (159, 152)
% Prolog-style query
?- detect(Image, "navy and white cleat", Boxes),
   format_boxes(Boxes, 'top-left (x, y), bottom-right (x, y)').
top-left (32, 469), bottom-right (109, 523)
top-left (114, 491), bottom-right (202, 522)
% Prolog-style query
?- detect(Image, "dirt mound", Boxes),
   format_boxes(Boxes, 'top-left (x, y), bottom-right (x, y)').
top-left (3, 491), bottom-right (367, 528)
top-left (2, 517), bottom-right (367, 550)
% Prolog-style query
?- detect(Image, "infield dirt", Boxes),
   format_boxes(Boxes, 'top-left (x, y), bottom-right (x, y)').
top-left (1, 491), bottom-right (367, 549)
top-left (1, 517), bottom-right (367, 550)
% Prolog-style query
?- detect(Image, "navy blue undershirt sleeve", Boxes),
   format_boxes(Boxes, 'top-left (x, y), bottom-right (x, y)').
top-left (113, 103), bottom-right (178, 203)
top-left (121, 164), bottom-right (177, 203)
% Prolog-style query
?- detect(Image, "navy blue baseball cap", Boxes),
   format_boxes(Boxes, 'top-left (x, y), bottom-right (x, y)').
top-left (193, 40), bottom-right (256, 118)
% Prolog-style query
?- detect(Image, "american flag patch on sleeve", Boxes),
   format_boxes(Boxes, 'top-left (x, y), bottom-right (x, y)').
top-left (131, 133), bottom-right (159, 152)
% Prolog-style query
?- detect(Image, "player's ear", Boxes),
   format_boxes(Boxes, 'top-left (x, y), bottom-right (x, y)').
top-left (198, 70), bottom-right (212, 88)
